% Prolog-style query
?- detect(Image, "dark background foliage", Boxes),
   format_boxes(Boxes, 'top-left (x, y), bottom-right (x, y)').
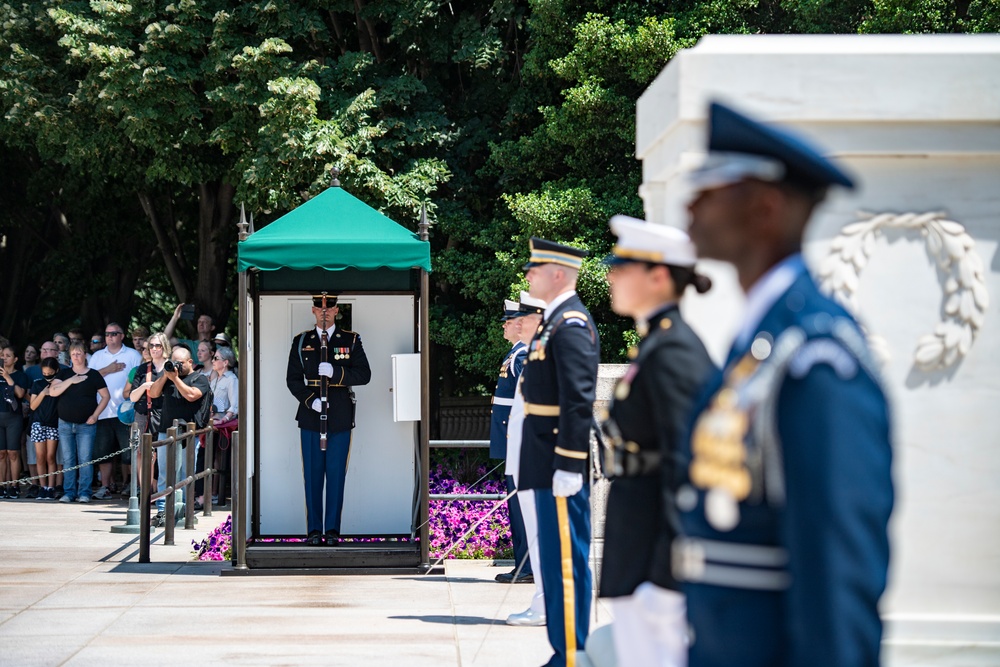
top-left (1, 0), bottom-right (993, 393)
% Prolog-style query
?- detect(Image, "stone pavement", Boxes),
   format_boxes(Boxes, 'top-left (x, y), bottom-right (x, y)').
top-left (0, 496), bottom-right (611, 666)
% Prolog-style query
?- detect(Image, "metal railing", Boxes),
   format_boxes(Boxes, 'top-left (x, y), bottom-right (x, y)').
top-left (138, 421), bottom-right (216, 563)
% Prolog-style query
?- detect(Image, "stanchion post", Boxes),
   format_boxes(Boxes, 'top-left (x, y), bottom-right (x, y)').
top-left (204, 427), bottom-right (214, 517)
top-left (139, 433), bottom-right (152, 563)
top-left (165, 425), bottom-right (177, 546)
top-left (185, 422), bottom-right (196, 530)
top-left (233, 428), bottom-right (248, 570)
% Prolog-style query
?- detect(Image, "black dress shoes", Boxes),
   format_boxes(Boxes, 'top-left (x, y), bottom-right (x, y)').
top-left (323, 531), bottom-right (340, 546)
top-left (307, 531), bottom-right (324, 546)
top-left (495, 570), bottom-right (534, 584)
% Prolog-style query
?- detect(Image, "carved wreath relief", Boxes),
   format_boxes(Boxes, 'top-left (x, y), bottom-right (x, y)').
top-left (819, 211), bottom-right (989, 371)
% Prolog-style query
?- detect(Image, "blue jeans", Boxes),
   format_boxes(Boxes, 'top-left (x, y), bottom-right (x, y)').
top-left (59, 419), bottom-right (97, 500)
top-left (156, 431), bottom-right (186, 513)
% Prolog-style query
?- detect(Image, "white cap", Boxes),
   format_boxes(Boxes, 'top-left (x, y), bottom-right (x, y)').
top-left (518, 291), bottom-right (546, 314)
top-left (686, 152), bottom-right (786, 192)
top-left (608, 215), bottom-right (697, 267)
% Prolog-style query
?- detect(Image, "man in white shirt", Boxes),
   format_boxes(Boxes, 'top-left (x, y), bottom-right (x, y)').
top-left (89, 322), bottom-right (142, 499)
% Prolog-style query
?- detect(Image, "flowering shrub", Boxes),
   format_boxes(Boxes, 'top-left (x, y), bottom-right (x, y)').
top-left (190, 453), bottom-right (512, 561)
top-left (428, 462), bottom-right (512, 560)
top-left (192, 514), bottom-right (232, 561)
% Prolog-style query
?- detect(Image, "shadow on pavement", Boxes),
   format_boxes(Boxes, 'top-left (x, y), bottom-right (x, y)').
top-left (390, 614), bottom-right (502, 626)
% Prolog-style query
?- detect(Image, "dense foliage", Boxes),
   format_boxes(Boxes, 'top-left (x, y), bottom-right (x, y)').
top-left (2, 0), bottom-right (994, 394)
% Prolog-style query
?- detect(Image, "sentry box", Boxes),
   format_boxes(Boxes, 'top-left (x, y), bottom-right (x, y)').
top-left (232, 180), bottom-right (432, 572)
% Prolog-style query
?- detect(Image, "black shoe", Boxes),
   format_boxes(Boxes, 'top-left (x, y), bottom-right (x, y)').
top-left (307, 531), bottom-right (324, 546)
top-left (26, 485), bottom-right (39, 499)
top-left (53, 486), bottom-right (64, 500)
top-left (153, 511), bottom-right (165, 528)
top-left (495, 570), bottom-right (534, 584)
top-left (323, 531), bottom-right (340, 546)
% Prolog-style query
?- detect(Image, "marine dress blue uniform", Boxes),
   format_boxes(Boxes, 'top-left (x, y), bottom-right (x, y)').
top-left (518, 238), bottom-right (600, 667)
top-left (674, 102), bottom-right (894, 667)
top-left (286, 300), bottom-right (371, 541)
top-left (490, 299), bottom-right (531, 579)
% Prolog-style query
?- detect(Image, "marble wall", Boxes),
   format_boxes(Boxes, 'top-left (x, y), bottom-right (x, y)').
top-left (634, 34), bottom-right (1000, 666)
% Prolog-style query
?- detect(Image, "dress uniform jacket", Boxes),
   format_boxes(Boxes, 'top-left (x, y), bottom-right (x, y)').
top-left (489, 341), bottom-right (527, 459)
top-left (518, 293), bottom-right (600, 490)
top-left (286, 327), bottom-right (371, 433)
top-left (675, 262), bottom-right (893, 667)
top-left (599, 304), bottom-right (714, 598)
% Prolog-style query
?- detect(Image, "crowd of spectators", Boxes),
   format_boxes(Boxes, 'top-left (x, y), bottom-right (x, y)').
top-left (0, 305), bottom-right (238, 518)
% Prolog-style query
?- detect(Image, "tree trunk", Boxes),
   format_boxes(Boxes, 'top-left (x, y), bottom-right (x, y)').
top-left (191, 181), bottom-right (237, 330)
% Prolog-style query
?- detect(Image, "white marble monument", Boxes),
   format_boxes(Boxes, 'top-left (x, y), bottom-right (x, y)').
top-left (635, 34), bottom-right (1000, 666)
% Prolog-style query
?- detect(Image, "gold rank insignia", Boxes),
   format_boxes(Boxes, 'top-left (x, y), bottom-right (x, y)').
top-left (688, 353), bottom-right (760, 529)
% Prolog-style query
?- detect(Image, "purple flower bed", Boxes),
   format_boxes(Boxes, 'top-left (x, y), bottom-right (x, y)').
top-left (428, 462), bottom-right (511, 560)
top-left (191, 455), bottom-right (512, 562)
top-left (192, 514), bottom-right (232, 561)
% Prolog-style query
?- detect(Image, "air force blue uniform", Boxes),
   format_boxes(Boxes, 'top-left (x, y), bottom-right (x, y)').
top-left (676, 102), bottom-right (894, 667)
top-left (489, 341), bottom-right (526, 460)
top-left (519, 281), bottom-right (600, 667)
top-left (490, 338), bottom-right (531, 577)
top-left (675, 263), bottom-right (893, 667)
top-left (286, 325), bottom-right (371, 536)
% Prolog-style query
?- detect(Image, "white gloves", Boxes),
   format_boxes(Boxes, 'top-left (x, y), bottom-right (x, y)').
top-left (552, 470), bottom-right (583, 497)
top-left (317, 362), bottom-right (334, 378)
top-left (310, 399), bottom-right (322, 413)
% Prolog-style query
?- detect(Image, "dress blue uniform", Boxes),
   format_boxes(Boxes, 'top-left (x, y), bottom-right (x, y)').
top-left (286, 295), bottom-right (371, 542)
top-left (518, 238), bottom-right (600, 667)
top-left (490, 299), bottom-right (531, 579)
top-left (675, 102), bottom-right (894, 667)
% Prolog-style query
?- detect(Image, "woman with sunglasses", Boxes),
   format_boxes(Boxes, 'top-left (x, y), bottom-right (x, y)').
top-left (127, 333), bottom-right (171, 492)
top-left (0, 345), bottom-right (31, 498)
top-left (195, 345), bottom-right (238, 508)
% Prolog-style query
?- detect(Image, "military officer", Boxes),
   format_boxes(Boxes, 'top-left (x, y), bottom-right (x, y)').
top-left (286, 293), bottom-right (372, 546)
top-left (505, 291), bottom-right (549, 626)
top-left (674, 102), bottom-right (894, 666)
top-left (600, 216), bottom-right (715, 667)
top-left (519, 238), bottom-right (600, 667)
top-left (490, 298), bottom-right (533, 584)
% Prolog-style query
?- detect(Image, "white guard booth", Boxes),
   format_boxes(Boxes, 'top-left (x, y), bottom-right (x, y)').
top-left (231, 182), bottom-right (432, 572)
top-left (635, 35), bottom-right (1000, 666)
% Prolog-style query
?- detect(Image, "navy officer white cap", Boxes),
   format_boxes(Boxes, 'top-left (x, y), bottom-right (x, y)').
top-left (607, 215), bottom-right (698, 267)
top-left (518, 290), bottom-right (546, 315)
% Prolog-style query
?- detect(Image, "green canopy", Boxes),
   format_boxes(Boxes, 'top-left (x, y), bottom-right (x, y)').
top-left (237, 186), bottom-right (431, 273)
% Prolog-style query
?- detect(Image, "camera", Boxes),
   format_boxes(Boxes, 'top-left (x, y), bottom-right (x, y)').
top-left (180, 304), bottom-right (196, 321)
top-left (163, 360), bottom-right (176, 373)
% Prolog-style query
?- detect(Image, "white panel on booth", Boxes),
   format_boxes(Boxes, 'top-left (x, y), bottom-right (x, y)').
top-left (257, 294), bottom-right (417, 536)
top-left (391, 353), bottom-right (421, 422)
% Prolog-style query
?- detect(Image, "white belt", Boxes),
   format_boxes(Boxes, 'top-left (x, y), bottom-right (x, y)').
top-left (492, 396), bottom-right (515, 407)
top-left (673, 537), bottom-right (791, 591)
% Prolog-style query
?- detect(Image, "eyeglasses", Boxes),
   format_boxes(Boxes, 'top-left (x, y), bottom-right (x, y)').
top-left (41, 347), bottom-right (57, 353)
top-left (90, 339), bottom-right (102, 344)
top-left (105, 331), bottom-right (123, 337)
top-left (212, 356), bottom-right (223, 361)
top-left (149, 343), bottom-right (163, 349)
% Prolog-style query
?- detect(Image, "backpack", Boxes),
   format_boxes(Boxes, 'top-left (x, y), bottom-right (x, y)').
top-left (194, 385), bottom-right (214, 429)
